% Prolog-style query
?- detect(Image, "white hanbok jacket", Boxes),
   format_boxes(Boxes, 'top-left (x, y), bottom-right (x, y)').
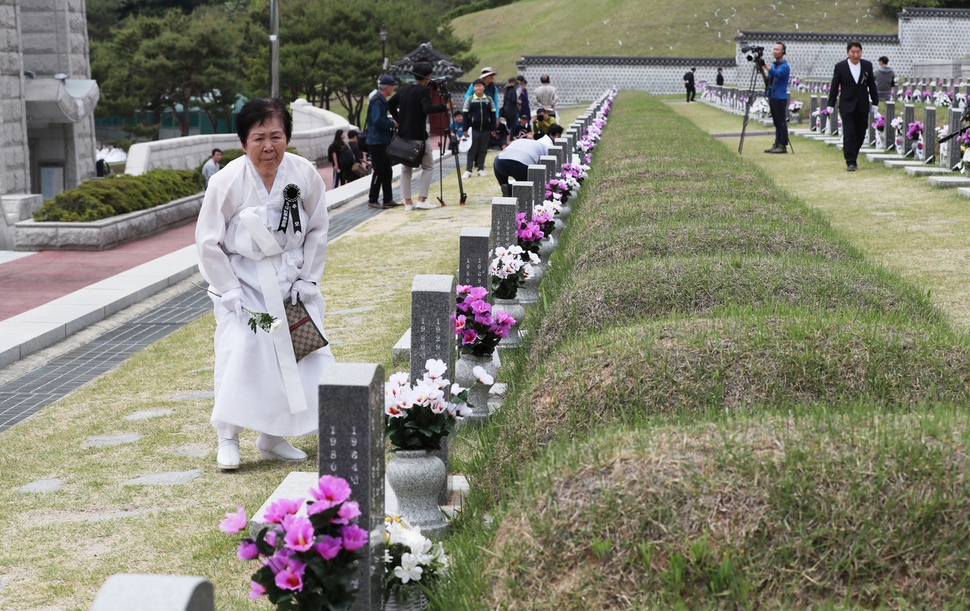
top-left (196, 152), bottom-right (334, 436)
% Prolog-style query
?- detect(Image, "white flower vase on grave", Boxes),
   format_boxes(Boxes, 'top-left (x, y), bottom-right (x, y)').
top-left (551, 217), bottom-right (565, 241)
top-left (454, 352), bottom-right (497, 424)
top-left (558, 204), bottom-right (571, 222)
top-left (875, 130), bottom-right (885, 150)
top-left (914, 135), bottom-right (924, 161)
top-left (493, 297), bottom-right (525, 349)
top-left (386, 450), bottom-right (448, 540)
top-left (385, 588), bottom-right (428, 611)
top-left (517, 264), bottom-right (543, 305)
top-left (940, 141), bottom-right (948, 166)
top-left (895, 135), bottom-right (903, 154)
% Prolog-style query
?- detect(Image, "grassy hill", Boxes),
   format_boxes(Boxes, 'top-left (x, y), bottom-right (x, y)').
top-left (452, 0), bottom-right (898, 79)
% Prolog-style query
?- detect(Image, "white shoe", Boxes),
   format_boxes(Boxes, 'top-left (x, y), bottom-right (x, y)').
top-left (462, 171), bottom-right (471, 179)
top-left (258, 439), bottom-right (307, 462)
top-left (477, 170), bottom-right (487, 177)
top-left (414, 200), bottom-right (437, 210)
top-left (404, 202), bottom-right (414, 211)
top-left (217, 444), bottom-right (240, 470)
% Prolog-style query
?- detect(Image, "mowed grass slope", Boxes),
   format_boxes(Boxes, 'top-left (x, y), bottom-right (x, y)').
top-left (438, 92), bottom-right (970, 609)
top-left (452, 0), bottom-right (897, 79)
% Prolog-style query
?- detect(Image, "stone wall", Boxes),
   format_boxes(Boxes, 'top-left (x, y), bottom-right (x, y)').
top-left (517, 8), bottom-right (970, 100)
top-left (0, 0), bottom-right (29, 195)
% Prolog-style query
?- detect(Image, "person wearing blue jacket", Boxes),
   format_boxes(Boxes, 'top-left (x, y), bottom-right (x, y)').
top-left (464, 67), bottom-right (501, 126)
top-left (759, 42), bottom-right (791, 154)
top-left (365, 75), bottom-right (400, 209)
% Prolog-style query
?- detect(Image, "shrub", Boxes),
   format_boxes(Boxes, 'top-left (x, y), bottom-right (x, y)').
top-left (33, 169), bottom-right (203, 222)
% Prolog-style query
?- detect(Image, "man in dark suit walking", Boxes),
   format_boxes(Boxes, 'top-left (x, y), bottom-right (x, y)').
top-left (683, 68), bottom-right (696, 102)
top-left (826, 41), bottom-right (879, 172)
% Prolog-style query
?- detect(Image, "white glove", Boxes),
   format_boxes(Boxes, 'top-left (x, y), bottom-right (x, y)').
top-left (220, 287), bottom-right (247, 323)
top-left (871, 105), bottom-right (879, 116)
top-left (289, 279), bottom-right (318, 305)
top-left (826, 106), bottom-right (835, 115)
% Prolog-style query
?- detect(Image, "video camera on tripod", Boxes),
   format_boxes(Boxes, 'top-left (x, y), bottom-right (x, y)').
top-left (741, 45), bottom-right (766, 68)
top-left (428, 76), bottom-right (452, 101)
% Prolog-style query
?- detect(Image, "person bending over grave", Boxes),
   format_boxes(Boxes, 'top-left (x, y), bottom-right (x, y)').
top-left (492, 129), bottom-right (557, 196)
top-left (196, 98), bottom-right (334, 470)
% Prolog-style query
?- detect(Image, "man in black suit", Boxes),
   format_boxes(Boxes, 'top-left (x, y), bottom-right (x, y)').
top-left (826, 41), bottom-right (879, 172)
top-left (683, 68), bottom-right (696, 102)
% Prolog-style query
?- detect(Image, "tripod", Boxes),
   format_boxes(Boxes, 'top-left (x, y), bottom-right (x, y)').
top-left (436, 122), bottom-right (467, 206)
top-left (738, 62), bottom-right (763, 155)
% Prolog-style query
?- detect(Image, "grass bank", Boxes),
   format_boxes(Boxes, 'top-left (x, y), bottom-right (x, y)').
top-left (438, 91), bottom-right (970, 609)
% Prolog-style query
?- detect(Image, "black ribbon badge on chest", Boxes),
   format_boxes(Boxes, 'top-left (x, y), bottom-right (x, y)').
top-left (278, 183), bottom-right (303, 233)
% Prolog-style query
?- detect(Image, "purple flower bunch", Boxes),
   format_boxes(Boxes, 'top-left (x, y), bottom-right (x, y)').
top-left (220, 475), bottom-right (368, 609)
top-left (907, 121), bottom-right (924, 140)
top-left (532, 203), bottom-right (557, 238)
top-left (516, 212), bottom-right (545, 253)
top-left (958, 132), bottom-right (970, 147)
top-left (452, 285), bottom-right (515, 357)
top-left (561, 162), bottom-right (589, 184)
top-left (872, 115), bottom-right (885, 131)
top-left (820, 107), bottom-right (830, 116)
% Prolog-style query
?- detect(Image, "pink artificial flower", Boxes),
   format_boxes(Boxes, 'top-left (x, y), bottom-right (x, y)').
top-left (456, 284), bottom-right (471, 296)
top-left (474, 312), bottom-right (494, 327)
top-left (237, 539), bottom-right (260, 560)
top-left (314, 534), bottom-right (343, 560)
top-left (249, 581), bottom-right (267, 600)
top-left (263, 497), bottom-right (304, 524)
top-left (332, 500), bottom-right (361, 525)
top-left (219, 506), bottom-right (247, 534)
top-left (264, 529), bottom-right (277, 548)
top-left (340, 524), bottom-right (369, 551)
top-left (452, 313), bottom-right (467, 333)
top-left (461, 329), bottom-right (479, 345)
top-left (309, 475), bottom-right (352, 508)
top-left (273, 556), bottom-right (307, 592)
top-left (282, 515), bottom-right (316, 552)
top-left (468, 286), bottom-right (488, 300)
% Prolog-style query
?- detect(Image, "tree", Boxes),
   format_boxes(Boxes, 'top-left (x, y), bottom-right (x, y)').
top-left (92, 7), bottom-right (244, 138)
top-left (240, 0), bottom-right (476, 126)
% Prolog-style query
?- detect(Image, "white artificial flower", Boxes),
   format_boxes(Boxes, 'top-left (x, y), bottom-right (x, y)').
top-left (424, 359), bottom-right (447, 379)
top-left (267, 319), bottom-right (284, 334)
top-left (472, 366), bottom-right (494, 386)
top-left (394, 553), bottom-right (424, 584)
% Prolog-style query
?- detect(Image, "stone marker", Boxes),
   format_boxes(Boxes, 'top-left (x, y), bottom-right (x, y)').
top-left (512, 181), bottom-right (534, 220)
top-left (528, 165), bottom-right (547, 219)
top-left (947, 108), bottom-right (963, 170)
top-left (319, 362), bottom-right (385, 611)
top-left (458, 227), bottom-right (492, 291)
top-left (491, 196), bottom-right (518, 250)
top-left (923, 106), bottom-right (936, 163)
top-left (810, 95), bottom-right (818, 126)
top-left (19, 478), bottom-right (62, 493)
top-left (83, 433), bottom-right (142, 448)
top-left (867, 108), bottom-right (876, 145)
top-left (561, 134), bottom-right (574, 163)
top-left (885, 101), bottom-right (896, 151)
top-left (409, 274), bottom-right (456, 506)
top-left (548, 145), bottom-right (564, 172)
top-left (902, 104), bottom-right (915, 155)
top-left (539, 156), bottom-right (556, 186)
top-left (90, 574), bottom-right (213, 611)
top-left (124, 470), bottom-right (202, 486)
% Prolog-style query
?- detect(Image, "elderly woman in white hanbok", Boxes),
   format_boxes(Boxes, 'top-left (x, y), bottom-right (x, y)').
top-left (196, 98), bottom-right (334, 470)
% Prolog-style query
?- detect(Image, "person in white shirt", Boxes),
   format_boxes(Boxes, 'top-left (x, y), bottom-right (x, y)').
top-left (492, 124), bottom-right (561, 196)
top-left (201, 148), bottom-right (222, 189)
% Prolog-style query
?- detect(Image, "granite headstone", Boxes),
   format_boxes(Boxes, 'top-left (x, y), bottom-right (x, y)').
top-left (319, 362), bottom-right (385, 611)
top-left (458, 227), bottom-right (492, 291)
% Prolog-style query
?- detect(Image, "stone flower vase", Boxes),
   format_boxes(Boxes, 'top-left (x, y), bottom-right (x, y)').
top-left (493, 297), bottom-right (525, 349)
top-left (387, 450), bottom-right (448, 539)
top-left (454, 351), bottom-right (497, 424)
top-left (385, 588), bottom-right (428, 611)
top-left (537, 234), bottom-right (556, 264)
top-left (518, 263), bottom-right (543, 305)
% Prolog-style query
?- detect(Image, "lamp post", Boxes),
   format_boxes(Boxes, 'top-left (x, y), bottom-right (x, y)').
top-left (269, 0), bottom-right (280, 98)
top-left (380, 21), bottom-right (387, 75)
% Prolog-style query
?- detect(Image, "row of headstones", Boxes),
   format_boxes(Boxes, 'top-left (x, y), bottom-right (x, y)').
top-left (800, 78), bottom-right (970, 99)
top-left (805, 96), bottom-right (966, 172)
top-left (85, 91), bottom-right (616, 611)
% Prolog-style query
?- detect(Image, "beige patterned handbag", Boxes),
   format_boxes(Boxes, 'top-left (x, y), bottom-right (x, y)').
top-left (284, 298), bottom-right (328, 361)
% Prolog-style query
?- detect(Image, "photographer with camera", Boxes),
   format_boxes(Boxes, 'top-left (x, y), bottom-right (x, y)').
top-left (757, 42), bottom-right (791, 154)
top-left (826, 41), bottom-right (879, 172)
top-left (387, 62), bottom-right (452, 210)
